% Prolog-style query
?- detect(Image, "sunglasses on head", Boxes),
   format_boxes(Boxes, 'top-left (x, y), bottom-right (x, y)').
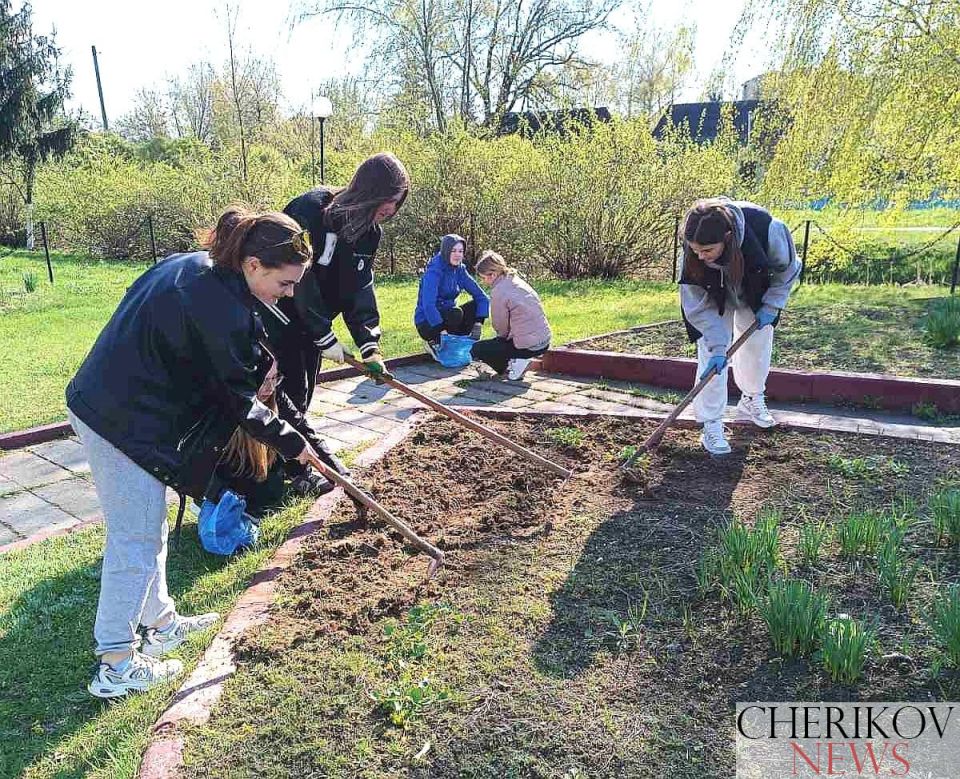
top-left (262, 229), bottom-right (312, 255)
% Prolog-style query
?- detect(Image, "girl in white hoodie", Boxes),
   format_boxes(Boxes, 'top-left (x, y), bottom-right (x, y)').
top-left (679, 198), bottom-right (801, 455)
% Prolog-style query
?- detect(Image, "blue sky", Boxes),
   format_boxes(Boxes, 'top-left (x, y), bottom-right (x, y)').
top-left (29, 0), bottom-right (770, 124)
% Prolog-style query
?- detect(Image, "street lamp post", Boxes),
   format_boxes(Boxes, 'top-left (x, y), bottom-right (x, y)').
top-left (315, 95), bottom-right (333, 185)
top-left (310, 114), bottom-right (316, 187)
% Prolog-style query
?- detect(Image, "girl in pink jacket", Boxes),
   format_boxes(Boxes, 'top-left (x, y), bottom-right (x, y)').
top-left (471, 250), bottom-right (552, 380)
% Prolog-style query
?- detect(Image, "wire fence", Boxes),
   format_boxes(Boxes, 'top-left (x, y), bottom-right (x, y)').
top-left (4, 211), bottom-right (960, 293)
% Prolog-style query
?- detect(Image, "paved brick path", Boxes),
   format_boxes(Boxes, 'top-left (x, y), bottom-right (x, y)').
top-left (3, 362), bottom-right (958, 552)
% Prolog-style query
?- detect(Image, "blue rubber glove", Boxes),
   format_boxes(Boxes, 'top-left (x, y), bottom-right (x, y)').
top-left (699, 355), bottom-right (728, 381)
top-left (756, 307), bottom-right (778, 329)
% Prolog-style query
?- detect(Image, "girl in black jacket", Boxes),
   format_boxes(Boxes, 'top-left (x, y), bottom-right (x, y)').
top-left (67, 207), bottom-right (327, 699)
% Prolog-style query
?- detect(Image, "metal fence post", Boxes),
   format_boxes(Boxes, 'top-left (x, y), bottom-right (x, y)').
top-left (148, 214), bottom-right (158, 264)
top-left (671, 215), bottom-right (680, 283)
top-left (951, 232), bottom-right (960, 295)
top-left (41, 221), bottom-right (53, 283)
top-left (800, 220), bottom-right (811, 284)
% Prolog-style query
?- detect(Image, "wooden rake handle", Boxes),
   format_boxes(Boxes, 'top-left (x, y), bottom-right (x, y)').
top-left (628, 320), bottom-right (761, 459)
top-left (343, 354), bottom-right (572, 479)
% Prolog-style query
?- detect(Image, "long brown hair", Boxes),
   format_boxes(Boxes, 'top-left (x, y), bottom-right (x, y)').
top-left (681, 199), bottom-right (744, 289)
top-left (327, 153), bottom-right (410, 242)
top-left (221, 397), bottom-right (279, 481)
top-left (199, 206), bottom-right (312, 271)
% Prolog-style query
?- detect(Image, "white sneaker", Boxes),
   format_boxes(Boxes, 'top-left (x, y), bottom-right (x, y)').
top-left (506, 358), bottom-right (532, 381)
top-left (736, 393), bottom-right (777, 428)
top-left (142, 612), bottom-right (219, 657)
top-left (88, 651), bottom-right (184, 699)
top-left (423, 340), bottom-right (441, 361)
top-left (700, 421), bottom-right (732, 456)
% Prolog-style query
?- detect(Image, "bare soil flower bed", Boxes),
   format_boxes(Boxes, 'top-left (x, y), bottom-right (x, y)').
top-left (183, 414), bottom-right (960, 778)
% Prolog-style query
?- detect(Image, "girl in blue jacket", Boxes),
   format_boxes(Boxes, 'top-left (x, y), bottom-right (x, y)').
top-left (414, 234), bottom-right (490, 359)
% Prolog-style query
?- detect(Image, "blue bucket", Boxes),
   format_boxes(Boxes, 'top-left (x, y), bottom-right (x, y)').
top-left (435, 333), bottom-right (475, 368)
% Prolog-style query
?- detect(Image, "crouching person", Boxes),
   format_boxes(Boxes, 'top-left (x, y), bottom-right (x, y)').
top-left (471, 250), bottom-right (551, 381)
top-left (414, 233), bottom-right (489, 360)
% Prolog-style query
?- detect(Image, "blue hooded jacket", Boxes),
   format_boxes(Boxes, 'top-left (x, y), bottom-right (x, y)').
top-left (414, 234), bottom-right (490, 328)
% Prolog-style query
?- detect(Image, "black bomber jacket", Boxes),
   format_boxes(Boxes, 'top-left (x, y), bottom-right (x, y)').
top-left (66, 252), bottom-right (306, 501)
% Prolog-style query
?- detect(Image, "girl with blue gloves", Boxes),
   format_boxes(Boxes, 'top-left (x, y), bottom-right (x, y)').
top-left (679, 198), bottom-right (801, 456)
top-left (414, 234), bottom-right (489, 359)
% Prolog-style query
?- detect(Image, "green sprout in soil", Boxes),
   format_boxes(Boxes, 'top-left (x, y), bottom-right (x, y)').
top-left (373, 674), bottom-right (451, 729)
top-left (827, 453), bottom-right (907, 481)
top-left (699, 511), bottom-right (781, 612)
top-left (819, 615), bottom-right (876, 685)
top-left (798, 519), bottom-right (832, 567)
top-left (926, 585), bottom-right (960, 668)
top-left (837, 511), bottom-right (888, 557)
top-left (875, 531), bottom-right (921, 609)
top-left (931, 488), bottom-right (960, 546)
top-left (545, 426), bottom-right (585, 448)
top-left (759, 579), bottom-right (828, 658)
top-left (601, 592), bottom-right (649, 654)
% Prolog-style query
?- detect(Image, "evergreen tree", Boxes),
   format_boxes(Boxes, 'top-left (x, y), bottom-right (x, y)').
top-left (0, 0), bottom-right (77, 248)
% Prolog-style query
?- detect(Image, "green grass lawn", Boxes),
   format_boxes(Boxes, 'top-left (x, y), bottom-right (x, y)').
top-left (0, 249), bottom-right (679, 433)
top-left (0, 499), bottom-right (314, 779)
top-left (580, 285), bottom-right (960, 382)
top-left (0, 250), bottom-right (150, 434)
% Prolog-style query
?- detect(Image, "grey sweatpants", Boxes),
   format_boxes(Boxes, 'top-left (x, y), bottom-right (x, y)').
top-left (692, 304), bottom-right (774, 423)
top-left (69, 411), bottom-right (176, 656)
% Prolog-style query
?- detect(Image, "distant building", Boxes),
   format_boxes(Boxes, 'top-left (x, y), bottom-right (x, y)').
top-left (651, 99), bottom-right (761, 145)
top-left (497, 107), bottom-right (613, 136)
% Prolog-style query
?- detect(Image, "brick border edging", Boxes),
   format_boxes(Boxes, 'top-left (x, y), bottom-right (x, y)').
top-left (0, 421), bottom-right (73, 451)
top-left (540, 348), bottom-right (960, 414)
top-left (137, 411), bottom-right (429, 779)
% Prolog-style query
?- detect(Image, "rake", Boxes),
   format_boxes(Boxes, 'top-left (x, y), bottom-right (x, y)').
top-left (342, 354), bottom-right (572, 479)
top-left (620, 320), bottom-right (760, 482)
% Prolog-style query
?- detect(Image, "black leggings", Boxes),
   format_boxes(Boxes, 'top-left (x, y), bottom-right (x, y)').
top-left (470, 336), bottom-right (548, 374)
top-left (416, 299), bottom-right (483, 342)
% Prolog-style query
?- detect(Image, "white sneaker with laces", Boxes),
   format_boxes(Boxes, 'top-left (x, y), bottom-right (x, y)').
top-left (736, 393), bottom-right (777, 428)
top-left (142, 612), bottom-right (219, 657)
top-left (424, 340), bottom-right (440, 361)
top-left (506, 358), bottom-right (532, 381)
top-left (700, 421), bottom-right (732, 456)
top-left (88, 651), bottom-right (183, 699)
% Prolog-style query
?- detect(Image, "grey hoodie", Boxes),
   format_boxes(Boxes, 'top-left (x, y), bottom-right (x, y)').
top-left (678, 199), bottom-right (801, 356)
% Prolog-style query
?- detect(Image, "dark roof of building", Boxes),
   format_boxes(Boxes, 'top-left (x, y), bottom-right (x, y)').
top-left (497, 107), bottom-right (613, 136)
top-left (652, 100), bottom-right (761, 143)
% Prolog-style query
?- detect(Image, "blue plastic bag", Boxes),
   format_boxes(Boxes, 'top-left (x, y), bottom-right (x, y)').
top-left (435, 333), bottom-right (475, 368)
top-left (198, 490), bottom-right (259, 555)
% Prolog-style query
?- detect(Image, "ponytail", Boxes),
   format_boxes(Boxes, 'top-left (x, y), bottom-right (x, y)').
top-left (198, 205), bottom-right (313, 271)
